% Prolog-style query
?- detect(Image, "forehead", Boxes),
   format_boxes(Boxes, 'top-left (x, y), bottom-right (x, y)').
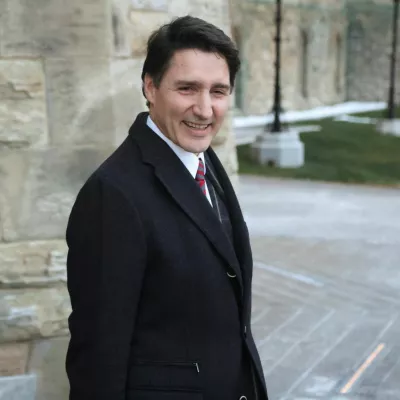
top-left (164, 49), bottom-right (230, 85)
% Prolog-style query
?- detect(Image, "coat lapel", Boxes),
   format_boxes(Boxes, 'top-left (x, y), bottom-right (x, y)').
top-left (207, 148), bottom-right (253, 272)
top-left (130, 113), bottom-right (244, 294)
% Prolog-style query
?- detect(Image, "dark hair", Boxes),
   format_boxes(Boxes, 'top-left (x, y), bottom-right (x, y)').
top-left (141, 15), bottom-right (241, 105)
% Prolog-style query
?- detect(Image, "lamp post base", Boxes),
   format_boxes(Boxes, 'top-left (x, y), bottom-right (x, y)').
top-left (376, 119), bottom-right (400, 137)
top-left (251, 129), bottom-right (305, 168)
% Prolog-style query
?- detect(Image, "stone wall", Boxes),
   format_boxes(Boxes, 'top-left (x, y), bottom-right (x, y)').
top-left (232, 0), bottom-right (399, 116)
top-left (346, 1), bottom-right (400, 103)
top-left (0, 1), bottom-right (237, 399)
top-left (232, 0), bottom-right (347, 115)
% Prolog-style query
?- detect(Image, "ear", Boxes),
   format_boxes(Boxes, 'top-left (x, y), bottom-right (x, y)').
top-left (144, 74), bottom-right (156, 106)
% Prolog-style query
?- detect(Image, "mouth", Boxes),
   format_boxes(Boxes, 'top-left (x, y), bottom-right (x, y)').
top-left (183, 121), bottom-right (212, 132)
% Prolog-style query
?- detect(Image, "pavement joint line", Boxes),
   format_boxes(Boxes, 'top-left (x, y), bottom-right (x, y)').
top-left (251, 307), bottom-right (271, 324)
top-left (351, 313), bottom-right (399, 366)
top-left (257, 308), bottom-right (303, 348)
top-left (278, 312), bottom-right (366, 400)
top-left (255, 261), bottom-right (400, 305)
top-left (255, 262), bottom-right (400, 305)
top-left (255, 270), bottom-right (321, 294)
top-left (381, 352), bottom-right (400, 384)
top-left (340, 343), bottom-right (386, 394)
top-left (253, 281), bottom-right (368, 311)
top-left (253, 283), bottom-right (315, 303)
top-left (263, 309), bottom-right (336, 376)
top-left (254, 261), bottom-right (325, 287)
top-left (309, 287), bottom-right (388, 310)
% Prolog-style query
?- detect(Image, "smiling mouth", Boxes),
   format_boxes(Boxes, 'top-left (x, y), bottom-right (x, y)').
top-left (183, 121), bottom-right (211, 130)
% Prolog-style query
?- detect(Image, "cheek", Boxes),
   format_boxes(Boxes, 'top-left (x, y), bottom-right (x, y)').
top-left (214, 102), bottom-right (230, 122)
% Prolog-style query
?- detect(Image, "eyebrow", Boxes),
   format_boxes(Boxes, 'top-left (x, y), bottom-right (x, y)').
top-left (175, 80), bottom-right (231, 91)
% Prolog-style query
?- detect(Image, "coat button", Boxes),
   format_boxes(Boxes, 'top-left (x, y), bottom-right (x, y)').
top-left (239, 396), bottom-right (247, 400)
top-left (227, 271), bottom-right (236, 278)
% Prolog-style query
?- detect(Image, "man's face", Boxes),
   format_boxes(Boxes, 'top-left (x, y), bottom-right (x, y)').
top-left (144, 49), bottom-right (231, 154)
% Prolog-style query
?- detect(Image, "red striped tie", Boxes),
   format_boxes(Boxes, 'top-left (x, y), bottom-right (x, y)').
top-left (195, 159), bottom-right (207, 196)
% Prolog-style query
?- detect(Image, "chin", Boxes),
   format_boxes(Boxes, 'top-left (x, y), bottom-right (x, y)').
top-left (189, 143), bottom-right (211, 154)
top-left (180, 138), bottom-right (212, 155)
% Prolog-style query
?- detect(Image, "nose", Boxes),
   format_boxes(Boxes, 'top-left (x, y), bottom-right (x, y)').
top-left (192, 92), bottom-right (213, 121)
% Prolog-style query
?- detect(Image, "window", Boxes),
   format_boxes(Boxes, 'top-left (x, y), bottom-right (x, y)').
top-left (335, 34), bottom-right (343, 93)
top-left (232, 26), bottom-right (244, 110)
top-left (300, 30), bottom-right (309, 98)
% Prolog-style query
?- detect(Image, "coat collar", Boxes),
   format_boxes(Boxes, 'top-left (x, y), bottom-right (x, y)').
top-left (129, 112), bottom-right (244, 293)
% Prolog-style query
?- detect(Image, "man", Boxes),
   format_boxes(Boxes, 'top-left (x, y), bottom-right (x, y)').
top-left (66, 15), bottom-right (268, 400)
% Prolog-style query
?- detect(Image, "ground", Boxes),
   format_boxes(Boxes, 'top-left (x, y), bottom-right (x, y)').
top-left (239, 176), bottom-right (400, 400)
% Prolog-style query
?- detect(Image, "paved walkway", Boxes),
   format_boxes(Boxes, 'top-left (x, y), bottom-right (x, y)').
top-left (238, 176), bottom-right (400, 400)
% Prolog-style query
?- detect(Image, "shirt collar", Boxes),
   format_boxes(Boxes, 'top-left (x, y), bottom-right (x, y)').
top-left (146, 115), bottom-right (206, 179)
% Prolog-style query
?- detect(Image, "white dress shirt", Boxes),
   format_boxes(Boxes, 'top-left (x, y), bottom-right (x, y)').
top-left (147, 116), bottom-right (213, 206)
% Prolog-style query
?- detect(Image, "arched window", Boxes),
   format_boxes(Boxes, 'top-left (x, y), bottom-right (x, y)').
top-left (300, 30), bottom-right (309, 98)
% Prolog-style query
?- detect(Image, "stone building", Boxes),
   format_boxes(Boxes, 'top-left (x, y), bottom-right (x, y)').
top-left (232, 0), bottom-right (400, 116)
top-left (0, 1), bottom-right (237, 399)
top-left (1, 0), bottom-right (399, 399)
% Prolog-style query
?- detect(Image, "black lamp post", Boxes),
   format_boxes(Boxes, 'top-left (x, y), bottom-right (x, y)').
top-left (387, 0), bottom-right (399, 119)
top-left (269, 0), bottom-right (283, 132)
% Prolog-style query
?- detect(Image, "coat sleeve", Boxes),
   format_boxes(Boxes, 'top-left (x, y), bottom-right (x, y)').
top-left (66, 175), bottom-right (147, 400)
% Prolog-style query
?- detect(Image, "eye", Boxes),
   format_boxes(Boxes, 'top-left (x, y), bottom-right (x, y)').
top-left (179, 86), bottom-right (193, 92)
top-left (213, 90), bottom-right (228, 96)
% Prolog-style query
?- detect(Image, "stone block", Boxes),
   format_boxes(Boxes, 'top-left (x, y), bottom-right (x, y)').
top-left (127, 10), bottom-right (169, 56)
top-left (45, 57), bottom-right (115, 146)
top-left (212, 109), bottom-right (232, 147)
top-left (0, 60), bottom-right (48, 148)
top-left (0, 374), bottom-right (36, 400)
top-left (111, 0), bottom-right (131, 57)
top-left (131, 0), bottom-right (167, 11)
top-left (167, 0), bottom-right (191, 16)
top-left (0, 0), bottom-right (4, 54)
top-left (112, 0), bottom-right (169, 57)
top-left (185, 0), bottom-right (230, 30)
top-left (0, 241), bottom-right (67, 288)
top-left (212, 111), bottom-right (238, 178)
top-left (0, 287), bottom-right (71, 343)
top-left (0, 342), bottom-right (29, 376)
top-left (2, 0), bottom-right (111, 57)
top-left (0, 150), bottom-right (26, 242)
top-left (377, 119), bottom-right (400, 137)
top-left (28, 337), bottom-right (69, 400)
top-left (0, 147), bottom-right (113, 242)
top-left (251, 130), bottom-right (305, 168)
top-left (110, 58), bottom-right (146, 145)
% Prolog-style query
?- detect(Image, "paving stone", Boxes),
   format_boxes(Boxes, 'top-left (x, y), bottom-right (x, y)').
top-left (264, 309), bottom-right (364, 399)
top-left (294, 313), bottom-right (398, 398)
top-left (241, 176), bottom-right (400, 400)
top-left (259, 307), bottom-right (334, 375)
top-left (250, 305), bottom-right (300, 347)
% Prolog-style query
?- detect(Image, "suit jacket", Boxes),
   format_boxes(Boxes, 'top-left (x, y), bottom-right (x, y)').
top-left (66, 112), bottom-right (268, 400)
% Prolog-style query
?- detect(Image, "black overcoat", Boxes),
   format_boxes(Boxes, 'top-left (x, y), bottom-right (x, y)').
top-left (66, 112), bottom-right (268, 400)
